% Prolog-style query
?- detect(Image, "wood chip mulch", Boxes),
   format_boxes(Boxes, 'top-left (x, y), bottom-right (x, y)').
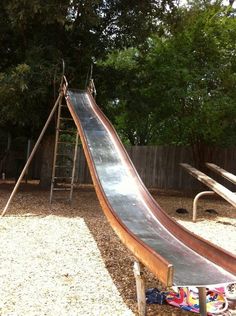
top-left (0, 183), bottom-right (235, 316)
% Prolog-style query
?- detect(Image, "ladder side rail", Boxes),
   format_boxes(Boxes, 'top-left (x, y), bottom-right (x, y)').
top-left (69, 132), bottom-right (79, 202)
top-left (50, 99), bottom-right (63, 203)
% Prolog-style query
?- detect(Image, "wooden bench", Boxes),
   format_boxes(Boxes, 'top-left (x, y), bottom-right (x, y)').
top-left (181, 163), bottom-right (236, 221)
top-left (206, 163), bottom-right (236, 185)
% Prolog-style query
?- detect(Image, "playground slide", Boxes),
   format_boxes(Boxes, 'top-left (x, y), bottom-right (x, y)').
top-left (65, 88), bottom-right (236, 287)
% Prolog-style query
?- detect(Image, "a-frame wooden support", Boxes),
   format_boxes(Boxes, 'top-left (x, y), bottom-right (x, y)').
top-left (1, 92), bottom-right (63, 217)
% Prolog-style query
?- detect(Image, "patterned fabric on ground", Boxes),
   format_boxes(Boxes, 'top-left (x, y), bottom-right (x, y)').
top-left (165, 287), bottom-right (227, 315)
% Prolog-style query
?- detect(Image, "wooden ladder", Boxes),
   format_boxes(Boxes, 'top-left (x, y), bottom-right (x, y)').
top-left (49, 98), bottom-right (79, 203)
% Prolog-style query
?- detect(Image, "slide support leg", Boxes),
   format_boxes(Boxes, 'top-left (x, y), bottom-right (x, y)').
top-left (198, 287), bottom-right (207, 316)
top-left (133, 260), bottom-right (146, 316)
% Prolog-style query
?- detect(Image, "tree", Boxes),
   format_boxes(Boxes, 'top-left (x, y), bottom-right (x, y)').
top-left (151, 2), bottom-right (236, 152)
top-left (98, 1), bottom-right (236, 165)
top-left (0, 0), bottom-right (177, 137)
top-left (97, 47), bottom-right (160, 145)
top-left (0, 0), bottom-right (69, 138)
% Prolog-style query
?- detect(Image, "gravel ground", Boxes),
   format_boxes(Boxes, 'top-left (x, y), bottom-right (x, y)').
top-left (0, 183), bottom-right (235, 316)
top-left (154, 193), bottom-right (236, 255)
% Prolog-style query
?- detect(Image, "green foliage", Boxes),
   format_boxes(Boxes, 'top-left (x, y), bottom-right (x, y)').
top-left (1, 0), bottom-right (235, 155)
top-left (0, 0), bottom-right (175, 137)
top-left (0, 64), bottom-right (31, 124)
top-left (99, 1), bottom-right (236, 149)
top-left (98, 47), bottom-right (156, 145)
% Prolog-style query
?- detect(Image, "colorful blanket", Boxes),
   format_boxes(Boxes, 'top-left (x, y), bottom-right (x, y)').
top-left (165, 286), bottom-right (227, 315)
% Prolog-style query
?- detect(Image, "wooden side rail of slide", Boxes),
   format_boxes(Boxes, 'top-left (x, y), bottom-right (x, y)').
top-left (206, 163), bottom-right (236, 185)
top-left (181, 163), bottom-right (236, 221)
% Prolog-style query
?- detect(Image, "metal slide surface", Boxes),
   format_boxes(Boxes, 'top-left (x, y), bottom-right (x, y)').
top-left (65, 89), bottom-right (236, 287)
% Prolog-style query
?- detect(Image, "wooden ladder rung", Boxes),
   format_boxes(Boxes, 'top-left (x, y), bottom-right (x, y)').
top-left (55, 165), bottom-right (72, 168)
top-left (50, 101), bottom-right (78, 204)
top-left (58, 141), bottom-right (76, 145)
top-left (60, 117), bottom-right (73, 121)
top-left (58, 129), bottom-right (75, 134)
top-left (56, 153), bottom-right (71, 157)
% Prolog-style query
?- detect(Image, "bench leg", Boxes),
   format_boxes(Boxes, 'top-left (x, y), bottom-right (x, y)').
top-left (198, 287), bottom-right (207, 316)
top-left (133, 260), bottom-right (146, 316)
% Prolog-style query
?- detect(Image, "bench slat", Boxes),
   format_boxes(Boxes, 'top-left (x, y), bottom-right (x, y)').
top-left (181, 163), bottom-right (236, 208)
top-left (206, 163), bottom-right (236, 185)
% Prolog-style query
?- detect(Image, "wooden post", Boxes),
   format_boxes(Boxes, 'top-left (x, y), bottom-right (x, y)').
top-left (7, 132), bottom-right (11, 151)
top-left (25, 138), bottom-right (31, 183)
top-left (198, 287), bottom-right (207, 316)
top-left (133, 260), bottom-right (146, 316)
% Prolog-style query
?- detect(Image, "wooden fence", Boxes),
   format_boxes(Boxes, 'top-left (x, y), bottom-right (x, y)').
top-left (75, 145), bottom-right (236, 193)
top-left (3, 144), bottom-right (236, 193)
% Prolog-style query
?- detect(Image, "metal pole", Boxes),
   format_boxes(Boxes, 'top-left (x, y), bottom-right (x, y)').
top-left (192, 191), bottom-right (215, 222)
top-left (1, 93), bottom-right (63, 217)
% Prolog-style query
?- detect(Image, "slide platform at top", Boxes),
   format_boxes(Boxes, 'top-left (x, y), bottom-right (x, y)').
top-left (65, 87), bottom-right (236, 287)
